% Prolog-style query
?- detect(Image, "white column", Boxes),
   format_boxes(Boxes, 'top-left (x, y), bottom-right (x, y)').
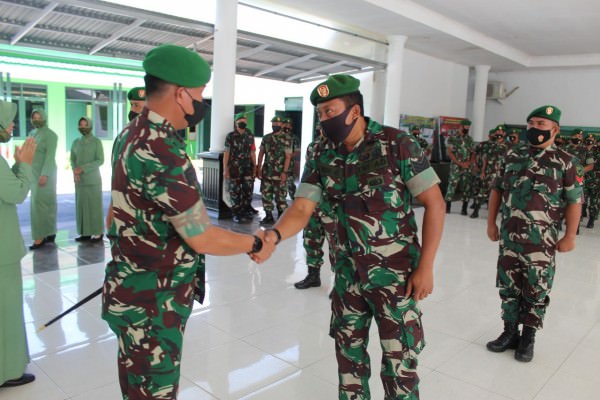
top-left (369, 70), bottom-right (386, 123)
top-left (472, 65), bottom-right (490, 143)
top-left (383, 35), bottom-right (407, 128)
top-left (209, 0), bottom-right (237, 152)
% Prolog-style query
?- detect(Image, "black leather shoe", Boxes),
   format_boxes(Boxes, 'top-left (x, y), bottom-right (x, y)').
top-left (75, 235), bottom-right (91, 242)
top-left (294, 270), bottom-right (321, 289)
top-left (259, 212), bottom-right (275, 225)
top-left (515, 326), bottom-right (536, 362)
top-left (587, 217), bottom-right (595, 229)
top-left (29, 239), bottom-right (47, 250)
top-left (461, 201), bottom-right (468, 215)
top-left (45, 234), bottom-right (56, 243)
top-left (89, 234), bottom-right (104, 242)
top-left (446, 201), bottom-right (451, 214)
top-left (233, 215), bottom-right (251, 224)
top-left (486, 321), bottom-right (519, 352)
top-left (470, 206), bottom-right (479, 219)
top-left (1, 373), bottom-right (35, 387)
top-left (247, 206), bottom-right (259, 215)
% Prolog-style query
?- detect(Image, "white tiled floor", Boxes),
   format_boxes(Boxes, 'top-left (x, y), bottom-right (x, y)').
top-left (3, 206), bottom-right (600, 399)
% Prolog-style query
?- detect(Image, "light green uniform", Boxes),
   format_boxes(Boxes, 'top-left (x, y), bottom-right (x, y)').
top-left (30, 109), bottom-right (58, 240)
top-left (0, 101), bottom-right (34, 383)
top-left (70, 117), bottom-right (105, 236)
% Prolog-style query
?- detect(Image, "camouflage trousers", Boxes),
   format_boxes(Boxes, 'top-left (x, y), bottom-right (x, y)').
top-left (585, 175), bottom-right (600, 219)
top-left (496, 240), bottom-right (556, 329)
top-left (303, 212), bottom-right (326, 271)
top-left (330, 258), bottom-right (424, 400)
top-left (229, 177), bottom-right (254, 216)
top-left (102, 260), bottom-right (197, 400)
top-left (260, 178), bottom-right (288, 213)
top-left (287, 174), bottom-right (297, 199)
top-left (476, 173), bottom-right (500, 203)
top-left (444, 164), bottom-right (471, 202)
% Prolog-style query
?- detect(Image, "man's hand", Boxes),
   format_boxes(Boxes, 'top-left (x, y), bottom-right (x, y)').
top-left (15, 137), bottom-right (36, 165)
top-left (248, 229), bottom-right (276, 263)
top-left (487, 222), bottom-right (499, 241)
top-left (406, 267), bottom-right (433, 301)
top-left (38, 175), bottom-right (47, 186)
top-left (556, 235), bottom-right (576, 252)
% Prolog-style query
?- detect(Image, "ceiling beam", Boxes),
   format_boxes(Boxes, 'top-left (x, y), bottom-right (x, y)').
top-left (10, 1), bottom-right (59, 45)
top-left (285, 60), bottom-right (346, 82)
top-left (237, 43), bottom-right (269, 60)
top-left (89, 18), bottom-right (145, 55)
top-left (254, 53), bottom-right (316, 77)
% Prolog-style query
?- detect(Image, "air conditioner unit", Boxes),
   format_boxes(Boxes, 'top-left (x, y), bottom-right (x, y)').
top-left (487, 81), bottom-right (505, 99)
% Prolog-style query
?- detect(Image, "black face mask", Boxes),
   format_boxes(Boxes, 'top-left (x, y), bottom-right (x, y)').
top-left (128, 111), bottom-right (139, 121)
top-left (237, 122), bottom-right (247, 129)
top-left (272, 125), bottom-right (281, 133)
top-left (282, 127), bottom-right (291, 134)
top-left (585, 141), bottom-right (595, 146)
top-left (320, 107), bottom-right (357, 144)
top-left (462, 128), bottom-right (469, 135)
top-left (526, 127), bottom-right (553, 146)
top-left (571, 138), bottom-right (582, 145)
top-left (179, 89), bottom-right (206, 128)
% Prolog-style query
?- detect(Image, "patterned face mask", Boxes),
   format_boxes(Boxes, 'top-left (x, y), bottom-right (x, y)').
top-left (0, 123), bottom-right (10, 143)
top-left (526, 127), bottom-right (552, 146)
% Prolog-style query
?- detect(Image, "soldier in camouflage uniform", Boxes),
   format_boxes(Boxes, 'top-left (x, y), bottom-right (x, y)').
top-left (471, 126), bottom-right (507, 218)
top-left (506, 128), bottom-right (520, 148)
top-left (565, 129), bottom-right (594, 225)
top-left (584, 134), bottom-right (599, 228)
top-left (284, 117), bottom-right (299, 199)
top-left (487, 105), bottom-right (583, 363)
top-left (410, 126), bottom-right (431, 159)
top-left (444, 119), bottom-right (474, 215)
top-left (260, 74), bottom-right (446, 399)
top-left (256, 115), bottom-right (292, 224)
top-left (102, 45), bottom-right (270, 400)
top-left (224, 113), bottom-right (257, 223)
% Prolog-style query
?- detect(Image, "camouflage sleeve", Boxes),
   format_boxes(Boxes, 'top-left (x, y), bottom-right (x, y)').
top-left (168, 198), bottom-right (212, 238)
top-left (144, 135), bottom-right (203, 218)
top-left (398, 134), bottom-right (439, 196)
top-left (564, 158), bottom-right (584, 204)
top-left (224, 132), bottom-right (232, 151)
top-left (297, 140), bottom-right (323, 202)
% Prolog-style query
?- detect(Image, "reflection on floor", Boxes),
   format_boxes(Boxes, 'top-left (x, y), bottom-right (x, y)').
top-left (3, 202), bottom-right (600, 400)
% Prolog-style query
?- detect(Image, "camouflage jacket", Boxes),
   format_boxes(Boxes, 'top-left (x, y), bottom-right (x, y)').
top-left (496, 143), bottom-right (583, 245)
top-left (224, 129), bottom-right (255, 178)
top-left (484, 140), bottom-right (507, 176)
top-left (109, 108), bottom-right (210, 301)
top-left (296, 119), bottom-right (440, 282)
top-left (446, 133), bottom-right (474, 163)
top-left (260, 132), bottom-right (292, 178)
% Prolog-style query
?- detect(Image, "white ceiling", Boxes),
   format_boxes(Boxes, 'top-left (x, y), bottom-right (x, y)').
top-left (248, 0), bottom-right (600, 71)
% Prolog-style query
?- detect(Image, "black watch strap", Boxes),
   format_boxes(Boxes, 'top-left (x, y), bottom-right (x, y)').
top-left (265, 228), bottom-right (282, 245)
top-left (249, 234), bottom-right (263, 254)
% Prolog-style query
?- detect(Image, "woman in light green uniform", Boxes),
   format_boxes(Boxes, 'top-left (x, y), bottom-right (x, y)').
top-left (0, 100), bottom-right (36, 387)
top-left (70, 117), bottom-right (104, 241)
top-left (29, 108), bottom-right (58, 249)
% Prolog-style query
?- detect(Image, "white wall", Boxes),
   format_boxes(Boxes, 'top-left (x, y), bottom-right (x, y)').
top-left (399, 49), bottom-right (469, 118)
top-left (483, 67), bottom-right (600, 129)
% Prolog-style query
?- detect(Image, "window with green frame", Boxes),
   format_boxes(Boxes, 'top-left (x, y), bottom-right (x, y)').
top-left (6, 83), bottom-right (47, 138)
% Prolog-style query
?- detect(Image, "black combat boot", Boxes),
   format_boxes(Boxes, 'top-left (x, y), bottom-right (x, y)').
top-left (446, 201), bottom-right (451, 214)
top-left (470, 203), bottom-right (480, 219)
top-left (582, 204), bottom-right (588, 218)
top-left (294, 269), bottom-right (321, 289)
top-left (259, 211), bottom-right (275, 225)
top-left (515, 326), bottom-right (536, 362)
top-left (461, 201), bottom-right (468, 215)
top-left (587, 214), bottom-right (595, 229)
top-left (486, 321), bottom-right (519, 352)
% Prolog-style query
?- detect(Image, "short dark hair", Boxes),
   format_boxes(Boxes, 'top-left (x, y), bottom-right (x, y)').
top-left (339, 92), bottom-right (364, 117)
top-left (144, 74), bottom-right (171, 97)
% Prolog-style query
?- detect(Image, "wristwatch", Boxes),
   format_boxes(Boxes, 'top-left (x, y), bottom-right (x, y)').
top-left (249, 235), bottom-right (263, 254)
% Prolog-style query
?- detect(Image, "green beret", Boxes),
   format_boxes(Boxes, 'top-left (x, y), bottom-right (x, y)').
top-left (127, 86), bottom-right (146, 101)
top-left (585, 133), bottom-right (595, 141)
top-left (526, 105), bottom-right (561, 124)
top-left (495, 124), bottom-right (506, 131)
top-left (284, 117), bottom-right (292, 124)
top-left (510, 128), bottom-right (519, 134)
top-left (234, 113), bottom-right (246, 121)
top-left (143, 44), bottom-right (211, 87)
top-left (411, 125), bottom-right (420, 131)
top-left (488, 129), bottom-right (496, 135)
top-left (461, 119), bottom-right (471, 126)
top-left (572, 128), bottom-right (583, 135)
top-left (310, 74), bottom-right (360, 106)
top-left (271, 116), bottom-right (283, 123)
